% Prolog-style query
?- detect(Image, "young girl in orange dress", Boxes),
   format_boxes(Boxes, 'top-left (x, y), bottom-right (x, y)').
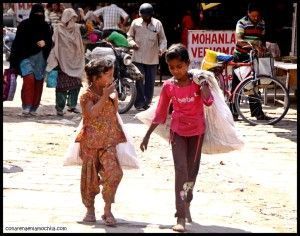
top-left (75, 55), bottom-right (126, 226)
top-left (140, 44), bottom-right (214, 232)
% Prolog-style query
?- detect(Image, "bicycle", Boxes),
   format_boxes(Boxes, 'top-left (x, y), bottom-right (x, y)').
top-left (204, 48), bottom-right (290, 125)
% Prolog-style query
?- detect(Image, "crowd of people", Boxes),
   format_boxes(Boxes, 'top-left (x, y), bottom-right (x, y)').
top-left (7, 1), bottom-right (272, 232)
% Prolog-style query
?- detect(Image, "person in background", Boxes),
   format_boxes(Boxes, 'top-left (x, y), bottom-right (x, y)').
top-left (93, 2), bottom-right (129, 38)
top-left (181, 8), bottom-right (202, 47)
top-left (75, 56), bottom-right (126, 226)
top-left (46, 8), bottom-right (85, 116)
top-left (140, 44), bottom-right (214, 232)
top-left (9, 3), bottom-right (53, 116)
top-left (127, 3), bottom-right (167, 111)
top-left (231, 2), bottom-right (271, 121)
top-left (46, 3), bottom-right (64, 27)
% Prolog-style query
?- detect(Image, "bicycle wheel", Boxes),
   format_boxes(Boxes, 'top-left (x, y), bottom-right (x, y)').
top-left (233, 76), bottom-right (290, 125)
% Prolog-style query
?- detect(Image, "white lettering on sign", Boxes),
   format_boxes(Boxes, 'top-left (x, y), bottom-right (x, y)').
top-left (187, 30), bottom-right (236, 68)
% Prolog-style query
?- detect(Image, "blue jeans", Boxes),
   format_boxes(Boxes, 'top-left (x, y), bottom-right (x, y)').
top-left (133, 63), bottom-right (157, 108)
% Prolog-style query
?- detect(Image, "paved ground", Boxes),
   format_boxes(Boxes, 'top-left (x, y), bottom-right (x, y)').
top-left (3, 58), bottom-right (297, 233)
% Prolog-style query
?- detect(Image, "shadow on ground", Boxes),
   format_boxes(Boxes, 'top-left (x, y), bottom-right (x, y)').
top-left (3, 105), bottom-right (81, 127)
top-left (77, 218), bottom-right (251, 233)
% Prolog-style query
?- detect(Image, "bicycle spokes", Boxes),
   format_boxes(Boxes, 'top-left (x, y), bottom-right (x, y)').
top-left (234, 77), bottom-right (290, 125)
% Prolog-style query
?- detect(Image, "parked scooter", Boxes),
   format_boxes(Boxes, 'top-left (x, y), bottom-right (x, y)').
top-left (86, 41), bottom-right (142, 114)
top-left (3, 27), bottom-right (16, 62)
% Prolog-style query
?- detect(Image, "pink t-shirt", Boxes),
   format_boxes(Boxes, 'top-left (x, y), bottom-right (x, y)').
top-left (152, 78), bottom-right (214, 137)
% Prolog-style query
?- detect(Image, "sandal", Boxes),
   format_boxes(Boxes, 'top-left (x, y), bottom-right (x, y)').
top-left (101, 214), bottom-right (117, 226)
top-left (83, 213), bottom-right (96, 222)
top-left (172, 217), bottom-right (186, 232)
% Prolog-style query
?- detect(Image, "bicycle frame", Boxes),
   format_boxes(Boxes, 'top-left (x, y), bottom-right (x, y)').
top-left (211, 50), bottom-right (257, 103)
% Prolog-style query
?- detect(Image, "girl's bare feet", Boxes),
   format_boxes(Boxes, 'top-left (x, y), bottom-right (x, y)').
top-left (102, 202), bottom-right (117, 226)
top-left (172, 217), bottom-right (186, 232)
top-left (83, 207), bottom-right (96, 222)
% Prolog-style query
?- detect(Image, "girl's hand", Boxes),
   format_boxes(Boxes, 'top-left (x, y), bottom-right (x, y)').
top-left (201, 81), bottom-right (211, 98)
top-left (140, 135), bottom-right (150, 152)
top-left (103, 82), bottom-right (116, 98)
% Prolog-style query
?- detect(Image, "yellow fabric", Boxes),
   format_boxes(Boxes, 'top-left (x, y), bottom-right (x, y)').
top-left (201, 49), bottom-right (218, 71)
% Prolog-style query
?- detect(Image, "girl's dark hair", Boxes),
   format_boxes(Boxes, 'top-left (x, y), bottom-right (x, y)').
top-left (85, 55), bottom-right (115, 84)
top-left (165, 43), bottom-right (190, 63)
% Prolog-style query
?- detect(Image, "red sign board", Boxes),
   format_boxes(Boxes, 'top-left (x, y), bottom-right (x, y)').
top-left (188, 30), bottom-right (236, 68)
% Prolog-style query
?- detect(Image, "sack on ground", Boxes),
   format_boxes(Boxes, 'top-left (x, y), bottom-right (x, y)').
top-left (116, 113), bottom-right (140, 169)
top-left (3, 68), bottom-right (17, 101)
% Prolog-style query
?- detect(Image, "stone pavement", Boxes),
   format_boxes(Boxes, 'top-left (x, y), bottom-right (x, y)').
top-left (3, 59), bottom-right (297, 233)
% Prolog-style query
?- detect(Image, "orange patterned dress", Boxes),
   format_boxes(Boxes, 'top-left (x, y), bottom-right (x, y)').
top-left (76, 89), bottom-right (126, 207)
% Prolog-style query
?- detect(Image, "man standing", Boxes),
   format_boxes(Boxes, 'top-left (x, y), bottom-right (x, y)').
top-left (127, 3), bottom-right (167, 111)
top-left (93, 3), bottom-right (129, 38)
top-left (231, 2), bottom-right (271, 121)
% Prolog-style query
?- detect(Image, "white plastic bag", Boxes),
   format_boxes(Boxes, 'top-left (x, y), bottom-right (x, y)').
top-left (189, 69), bottom-right (245, 154)
top-left (63, 142), bottom-right (82, 166)
top-left (134, 99), bottom-right (170, 140)
top-left (63, 120), bottom-right (83, 166)
top-left (63, 117), bottom-right (140, 169)
top-left (116, 113), bottom-right (140, 169)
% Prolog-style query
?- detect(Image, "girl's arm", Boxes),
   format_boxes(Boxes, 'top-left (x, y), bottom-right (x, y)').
top-left (82, 83), bottom-right (115, 118)
top-left (140, 82), bottom-right (171, 151)
top-left (201, 81), bottom-right (214, 106)
top-left (140, 123), bottom-right (159, 152)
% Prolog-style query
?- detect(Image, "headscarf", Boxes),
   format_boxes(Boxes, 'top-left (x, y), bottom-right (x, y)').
top-left (29, 3), bottom-right (45, 24)
top-left (9, 3), bottom-right (52, 73)
top-left (46, 8), bottom-right (85, 78)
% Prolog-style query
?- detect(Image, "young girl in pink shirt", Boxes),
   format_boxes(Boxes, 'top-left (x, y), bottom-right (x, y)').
top-left (140, 43), bottom-right (214, 232)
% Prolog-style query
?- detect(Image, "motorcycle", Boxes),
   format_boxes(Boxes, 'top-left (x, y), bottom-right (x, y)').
top-left (85, 41), bottom-right (141, 114)
top-left (3, 27), bottom-right (16, 62)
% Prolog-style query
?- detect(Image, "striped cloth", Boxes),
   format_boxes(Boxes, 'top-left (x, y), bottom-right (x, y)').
top-left (234, 16), bottom-right (265, 55)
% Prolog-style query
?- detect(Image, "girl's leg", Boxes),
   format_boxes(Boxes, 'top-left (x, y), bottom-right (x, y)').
top-left (80, 145), bottom-right (101, 222)
top-left (31, 79), bottom-right (44, 112)
top-left (186, 134), bottom-right (204, 202)
top-left (171, 132), bottom-right (189, 231)
top-left (98, 146), bottom-right (123, 225)
top-left (21, 74), bottom-right (35, 113)
top-left (185, 134), bottom-right (204, 222)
